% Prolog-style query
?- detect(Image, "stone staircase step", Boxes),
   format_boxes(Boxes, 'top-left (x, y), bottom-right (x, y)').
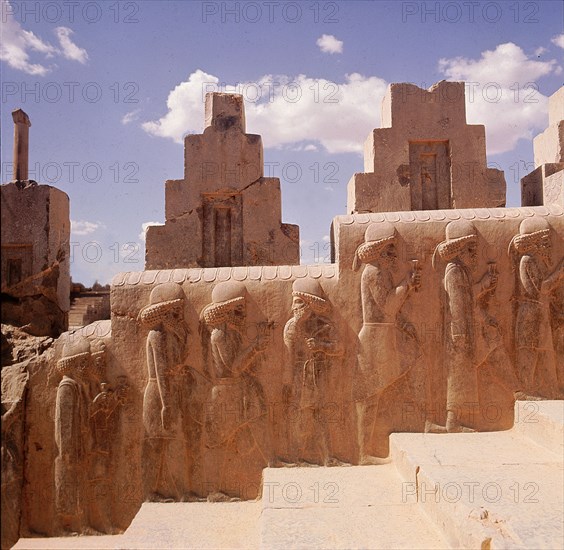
top-left (68, 294), bottom-right (110, 330)
top-left (14, 502), bottom-right (261, 550)
top-left (13, 535), bottom-right (123, 549)
top-left (390, 401), bottom-right (564, 549)
top-left (120, 501), bottom-right (261, 549)
top-left (512, 400), bottom-right (564, 455)
top-left (14, 401), bottom-right (563, 549)
top-left (260, 465), bottom-right (448, 549)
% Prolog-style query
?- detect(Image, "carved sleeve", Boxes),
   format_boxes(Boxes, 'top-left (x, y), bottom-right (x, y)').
top-left (149, 330), bottom-right (169, 408)
top-left (211, 329), bottom-right (229, 378)
top-left (368, 268), bottom-right (408, 319)
top-left (520, 256), bottom-right (541, 299)
top-left (315, 320), bottom-right (344, 357)
top-left (282, 319), bottom-right (297, 385)
top-left (445, 265), bottom-right (470, 338)
top-left (55, 382), bottom-right (76, 458)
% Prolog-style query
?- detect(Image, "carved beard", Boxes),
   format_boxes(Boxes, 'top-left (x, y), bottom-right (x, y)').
top-left (227, 310), bottom-right (245, 332)
top-left (536, 248), bottom-right (552, 267)
top-left (458, 254), bottom-right (477, 272)
top-left (164, 317), bottom-right (187, 345)
top-left (293, 305), bottom-right (310, 325)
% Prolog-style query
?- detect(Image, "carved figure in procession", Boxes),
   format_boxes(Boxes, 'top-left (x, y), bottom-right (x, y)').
top-left (509, 218), bottom-right (564, 397)
top-left (88, 350), bottom-right (129, 534)
top-left (283, 278), bottom-right (345, 466)
top-left (432, 221), bottom-right (500, 432)
top-left (54, 337), bottom-right (93, 533)
top-left (1, 367), bottom-right (28, 549)
top-left (352, 222), bottom-right (421, 463)
top-left (55, 336), bottom-right (128, 534)
top-left (550, 284), bottom-right (564, 388)
top-left (201, 281), bottom-right (270, 500)
top-left (54, 337), bottom-right (96, 533)
top-left (139, 282), bottom-right (189, 502)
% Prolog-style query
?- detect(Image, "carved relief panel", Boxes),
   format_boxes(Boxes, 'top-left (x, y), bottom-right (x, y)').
top-left (202, 193), bottom-right (243, 267)
top-left (1, 244), bottom-right (33, 288)
top-left (409, 141), bottom-right (451, 210)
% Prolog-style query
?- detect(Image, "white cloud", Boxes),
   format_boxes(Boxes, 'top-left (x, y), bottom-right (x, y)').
top-left (122, 109), bottom-right (141, 125)
top-left (143, 41), bottom-right (558, 158)
top-left (534, 46), bottom-right (548, 57)
top-left (71, 220), bottom-right (104, 236)
top-left (552, 34), bottom-right (564, 49)
top-left (142, 69), bottom-right (217, 140)
top-left (139, 221), bottom-right (163, 242)
top-left (316, 34), bottom-right (343, 55)
top-left (439, 42), bottom-right (557, 88)
top-left (143, 70), bottom-right (387, 154)
top-left (54, 27), bottom-right (88, 64)
top-left (0, 1), bottom-right (55, 75)
top-left (439, 42), bottom-right (559, 155)
top-left (0, 2), bottom-right (88, 75)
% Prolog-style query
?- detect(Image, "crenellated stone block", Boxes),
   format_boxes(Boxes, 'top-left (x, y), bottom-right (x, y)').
top-left (348, 81), bottom-right (506, 213)
top-left (145, 93), bottom-right (299, 269)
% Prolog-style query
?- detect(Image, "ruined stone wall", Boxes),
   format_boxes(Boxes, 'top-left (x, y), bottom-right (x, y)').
top-left (18, 206), bottom-right (563, 537)
top-left (0, 183), bottom-right (70, 337)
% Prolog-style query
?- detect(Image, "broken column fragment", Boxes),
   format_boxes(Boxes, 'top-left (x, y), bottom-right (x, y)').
top-left (145, 93), bottom-right (300, 269)
top-left (1, 109), bottom-right (70, 337)
top-left (347, 81), bottom-right (506, 213)
top-left (11, 109), bottom-right (32, 185)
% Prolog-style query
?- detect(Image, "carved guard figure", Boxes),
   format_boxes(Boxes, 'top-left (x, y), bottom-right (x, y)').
top-left (201, 281), bottom-right (269, 500)
top-left (54, 337), bottom-right (92, 534)
top-left (352, 222), bottom-right (420, 463)
top-left (283, 278), bottom-right (345, 466)
top-left (139, 283), bottom-right (189, 502)
top-left (432, 221), bottom-right (498, 432)
top-left (509, 218), bottom-right (564, 397)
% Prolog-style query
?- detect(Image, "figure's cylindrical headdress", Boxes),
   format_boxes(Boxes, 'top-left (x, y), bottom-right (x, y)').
top-left (352, 222), bottom-right (397, 270)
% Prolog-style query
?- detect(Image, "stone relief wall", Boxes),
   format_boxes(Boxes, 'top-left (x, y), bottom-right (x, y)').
top-left (15, 205), bottom-right (562, 538)
top-left (5, 85), bottom-right (564, 544)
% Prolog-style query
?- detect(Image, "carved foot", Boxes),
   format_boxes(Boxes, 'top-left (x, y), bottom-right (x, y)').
top-left (81, 526), bottom-right (105, 536)
top-left (324, 457), bottom-right (352, 467)
top-left (147, 492), bottom-right (175, 503)
top-left (358, 455), bottom-right (391, 466)
top-left (270, 458), bottom-right (298, 468)
top-left (445, 420), bottom-right (475, 433)
top-left (514, 391), bottom-right (548, 401)
top-left (207, 492), bottom-right (240, 503)
top-left (424, 420), bottom-right (447, 433)
top-left (296, 459), bottom-right (321, 467)
top-left (182, 492), bottom-right (206, 502)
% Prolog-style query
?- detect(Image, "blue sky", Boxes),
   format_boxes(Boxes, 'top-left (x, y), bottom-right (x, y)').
top-left (1, 0), bottom-right (563, 284)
